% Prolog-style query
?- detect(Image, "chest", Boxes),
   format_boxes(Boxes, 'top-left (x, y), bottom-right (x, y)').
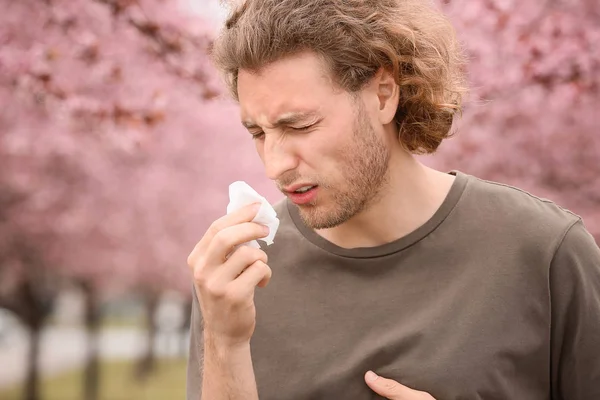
top-left (250, 249), bottom-right (551, 399)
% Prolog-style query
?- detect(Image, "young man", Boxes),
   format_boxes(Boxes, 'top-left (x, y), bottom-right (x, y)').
top-left (186, 0), bottom-right (600, 399)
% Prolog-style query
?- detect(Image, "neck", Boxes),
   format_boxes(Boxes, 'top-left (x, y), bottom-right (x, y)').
top-left (316, 151), bottom-right (455, 249)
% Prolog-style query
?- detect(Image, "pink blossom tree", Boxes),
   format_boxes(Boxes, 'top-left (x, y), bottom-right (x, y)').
top-left (0, 0), bottom-right (224, 399)
top-left (427, 0), bottom-right (600, 239)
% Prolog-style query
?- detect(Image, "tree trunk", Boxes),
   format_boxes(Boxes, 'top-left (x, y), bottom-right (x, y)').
top-left (23, 323), bottom-right (41, 400)
top-left (81, 282), bottom-right (101, 400)
top-left (179, 298), bottom-right (192, 357)
top-left (0, 278), bottom-right (54, 400)
top-left (0, 236), bottom-right (59, 400)
top-left (135, 291), bottom-right (159, 381)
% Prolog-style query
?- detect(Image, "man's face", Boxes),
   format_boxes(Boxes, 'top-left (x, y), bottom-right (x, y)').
top-left (237, 52), bottom-right (391, 229)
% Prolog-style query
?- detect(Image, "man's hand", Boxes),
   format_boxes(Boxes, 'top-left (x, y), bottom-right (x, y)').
top-left (365, 371), bottom-right (436, 400)
top-left (187, 202), bottom-right (272, 348)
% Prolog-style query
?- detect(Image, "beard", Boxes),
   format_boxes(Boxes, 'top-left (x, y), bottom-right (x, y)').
top-left (290, 100), bottom-right (390, 230)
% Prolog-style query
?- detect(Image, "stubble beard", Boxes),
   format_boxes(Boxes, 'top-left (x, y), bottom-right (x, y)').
top-left (297, 103), bottom-right (390, 230)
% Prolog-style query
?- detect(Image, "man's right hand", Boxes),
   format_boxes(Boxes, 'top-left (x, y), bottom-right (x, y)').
top-left (187, 203), bottom-right (272, 348)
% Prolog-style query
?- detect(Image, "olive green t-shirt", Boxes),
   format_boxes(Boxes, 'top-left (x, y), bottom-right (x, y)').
top-left (187, 171), bottom-right (600, 399)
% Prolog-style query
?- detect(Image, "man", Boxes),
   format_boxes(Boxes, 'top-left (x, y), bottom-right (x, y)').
top-left (186, 0), bottom-right (600, 399)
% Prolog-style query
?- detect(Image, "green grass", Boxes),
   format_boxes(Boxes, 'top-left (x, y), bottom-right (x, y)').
top-left (98, 317), bottom-right (144, 330)
top-left (0, 358), bottom-right (188, 400)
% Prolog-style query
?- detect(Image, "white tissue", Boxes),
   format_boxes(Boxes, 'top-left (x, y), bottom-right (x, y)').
top-left (226, 181), bottom-right (280, 249)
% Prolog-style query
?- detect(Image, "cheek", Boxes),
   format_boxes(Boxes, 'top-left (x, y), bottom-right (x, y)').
top-left (304, 136), bottom-right (352, 176)
top-left (300, 136), bottom-right (336, 166)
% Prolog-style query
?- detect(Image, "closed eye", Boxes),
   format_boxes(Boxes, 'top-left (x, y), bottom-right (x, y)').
top-left (249, 121), bottom-right (317, 139)
top-left (250, 131), bottom-right (265, 140)
top-left (290, 124), bottom-right (315, 132)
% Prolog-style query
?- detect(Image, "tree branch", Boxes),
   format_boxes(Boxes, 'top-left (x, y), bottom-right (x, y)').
top-left (90, 0), bottom-right (219, 99)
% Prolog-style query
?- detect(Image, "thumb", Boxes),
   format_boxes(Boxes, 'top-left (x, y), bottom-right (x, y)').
top-left (364, 371), bottom-right (432, 400)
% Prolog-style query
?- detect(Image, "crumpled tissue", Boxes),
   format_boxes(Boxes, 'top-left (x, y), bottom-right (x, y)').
top-left (226, 181), bottom-right (280, 249)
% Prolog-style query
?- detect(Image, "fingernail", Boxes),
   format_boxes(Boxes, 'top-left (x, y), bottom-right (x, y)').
top-left (262, 225), bottom-right (270, 235)
top-left (366, 371), bottom-right (379, 382)
top-left (253, 202), bottom-right (262, 212)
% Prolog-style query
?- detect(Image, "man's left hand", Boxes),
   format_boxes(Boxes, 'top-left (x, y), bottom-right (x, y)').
top-left (364, 371), bottom-right (436, 400)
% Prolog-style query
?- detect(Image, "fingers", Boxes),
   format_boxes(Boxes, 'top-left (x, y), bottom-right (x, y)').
top-left (194, 249), bottom-right (270, 321)
top-left (186, 202), bottom-right (274, 346)
top-left (203, 222), bottom-right (269, 269)
top-left (187, 203), bottom-right (262, 266)
top-left (365, 371), bottom-right (435, 400)
top-left (212, 246), bottom-right (268, 285)
top-left (230, 260), bottom-right (273, 294)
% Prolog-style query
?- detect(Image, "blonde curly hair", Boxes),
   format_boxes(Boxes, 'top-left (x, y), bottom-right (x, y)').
top-left (211, 0), bottom-right (468, 154)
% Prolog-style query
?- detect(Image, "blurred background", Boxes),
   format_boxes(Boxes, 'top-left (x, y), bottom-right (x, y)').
top-left (0, 0), bottom-right (598, 399)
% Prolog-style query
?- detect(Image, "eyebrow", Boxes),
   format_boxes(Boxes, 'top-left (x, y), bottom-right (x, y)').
top-left (242, 111), bottom-right (320, 130)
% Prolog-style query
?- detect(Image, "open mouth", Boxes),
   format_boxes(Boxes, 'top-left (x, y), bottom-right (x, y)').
top-left (294, 185), bottom-right (317, 194)
top-left (287, 185), bottom-right (319, 204)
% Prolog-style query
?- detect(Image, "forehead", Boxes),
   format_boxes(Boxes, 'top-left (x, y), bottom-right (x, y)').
top-left (237, 52), bottom-right (341, 124)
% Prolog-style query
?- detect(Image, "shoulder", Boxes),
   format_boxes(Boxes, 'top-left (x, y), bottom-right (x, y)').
top-left (462, 173), bottom-right (580, 228)
top-left (456, 172), bottom-right (582, 252)
top-left (552, 219), bottom-right (600, 272)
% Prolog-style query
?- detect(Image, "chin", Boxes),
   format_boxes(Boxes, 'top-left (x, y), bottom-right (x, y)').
top-left (298, 204), bottom-right (350, 230)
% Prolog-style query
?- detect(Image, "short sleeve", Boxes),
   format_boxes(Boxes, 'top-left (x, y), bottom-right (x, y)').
top-left (186, 287), bottom-right (204, 400)
top-left (550, 219), bottom-right (600, 400)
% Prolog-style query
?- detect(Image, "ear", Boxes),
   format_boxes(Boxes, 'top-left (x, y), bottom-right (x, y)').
top-left (372, 68), bottom-right (400, 125)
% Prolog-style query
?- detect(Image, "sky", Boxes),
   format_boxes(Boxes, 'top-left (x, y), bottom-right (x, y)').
top-left (184, 0), bottom-right (228, 25)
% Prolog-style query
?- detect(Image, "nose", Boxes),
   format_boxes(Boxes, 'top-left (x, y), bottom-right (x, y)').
top-left (262, 134), bottom-right (298, 181)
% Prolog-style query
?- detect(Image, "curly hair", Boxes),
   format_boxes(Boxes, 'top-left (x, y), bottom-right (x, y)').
top-left (211, 0), bottom-right (468, 154)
